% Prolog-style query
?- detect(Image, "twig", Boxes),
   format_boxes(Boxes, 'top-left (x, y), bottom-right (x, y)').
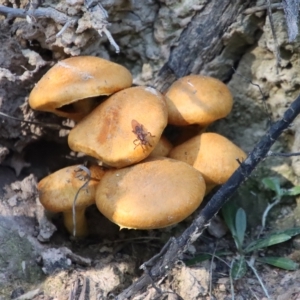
top-left (231, 67), bottom-right (271, 125)
top-left (140, 238), bottom-right (174, 271)
top-left (209, 245), bottom-right (217, 299)
top-left (266, 0), bottom-right (281, 72)
top-left (0, 5), bottom-right (73, 25)
top-left (267, 151), bottom-right (300, 157)
top-left (56, 19), bottom-right (76, 38)
top-left (84, 0), bottom-right (120, 53)
top-left (258, 196), bottom-right (281, 238)
top-left (100, 27), bottom-right (120, 53)
top-left (229, 260), bottom-right (235, 300)
top-left (281, 0), bottom-right (300, 42)
top-left (14, 289), bottom-right (40, 300)
top-left (243, 3), bottom-right (282, 15)
top-left (116, 93), bottom-right (300, 299)
top-left (69, 278), bottom-right (79, 300)
top-left (0, 111), bottom-right (71, 130)
top-left (248, 285), bottom-right (260, 300)
top-left (247, 258), bottom-right (270, 298)
top-left (72, 165), bottom-right (91, 237)
top-left (78, 276), bottom-right (88, 300)
top-left (99, 236), bottom-right (162, 246)
top-left (61, 247), bottom-right (91, 266)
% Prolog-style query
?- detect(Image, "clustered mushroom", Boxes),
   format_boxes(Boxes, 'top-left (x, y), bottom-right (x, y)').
top-left (169, 132), bottom-right (247, 193)
top-left (165, 74), bottom-right (233, 127)
top-left (29, 56), bottom-right (132, 121)
top-left (95, 157), bottom-right (206, 230)
top-left (68, 86), bottom-right (168, 168)
top-left (38, 164), bottom-right (105, 237)
top-left (29, 56), bottom-right (246, 237)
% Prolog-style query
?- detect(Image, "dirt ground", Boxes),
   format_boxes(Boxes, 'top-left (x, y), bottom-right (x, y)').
top-left (1, 0), bottom-right (300, 299)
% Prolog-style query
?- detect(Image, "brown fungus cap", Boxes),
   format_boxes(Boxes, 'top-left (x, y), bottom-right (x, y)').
top-left (95, 157), bottom-right (206, 230)
top-left (38, 164), bottom-right (105, 237)
top-left (68, 86), bottom-right (168, 168)
top-left (165, 75), bottom-right (233, 126)
top-left (169, 132), bottom-right (247, 189)
top-left (149, 136), bottom-right (173, 157)
top-left (29, 56), bottom-right (132, 121)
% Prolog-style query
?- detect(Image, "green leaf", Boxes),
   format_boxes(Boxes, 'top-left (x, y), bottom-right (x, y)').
top-left (235, 208), bottom-right (247, 248)
top-left (285, 186), bottom-right (300, 196)
top-left (273, 227), bottom-right (300, 237)
top-left (185, 254), bottom-right (211, 265)
top-left (222, 202), bottom-right (238, 237)
top-left (244, 233), bottom-right (291, 253)
top-left (262, 177), bottom-right (281, 196)
top-left (185, 251), bottom-right (231, 266)
top-left (230, 257), bottom-right (247, 280)
top-left (256, 256), bottom-right (299, 270)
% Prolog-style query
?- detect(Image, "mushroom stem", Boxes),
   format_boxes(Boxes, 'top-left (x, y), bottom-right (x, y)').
top-left (71, 97), bottom-right (98, 114)
top-left (63, 208), bottom-right (88, 237)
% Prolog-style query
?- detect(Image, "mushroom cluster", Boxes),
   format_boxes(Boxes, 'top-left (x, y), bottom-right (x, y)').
top-left (30, 56), bottom-right (246, 237)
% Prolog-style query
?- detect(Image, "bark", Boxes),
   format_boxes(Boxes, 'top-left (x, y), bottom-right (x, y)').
top-left (154, 0), bottom-right (250, 92)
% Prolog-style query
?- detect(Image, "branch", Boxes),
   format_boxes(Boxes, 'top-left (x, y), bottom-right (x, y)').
top-left (243, 3), bottom-right (282, 15)
top-left (266, 0), bottom-right (281, 71)
top-left (116, 94), bottom-right (300, 298)
top-left (245, 0), bottom-right (300, 41)
top-left (267, 151), bottom-right (300, 157)
top-left (153, 0), bottom-right (247, 92)
top-left (0, 5), bottom-right (72, 24)
top-left (84, 0), bottom-right (120, 53)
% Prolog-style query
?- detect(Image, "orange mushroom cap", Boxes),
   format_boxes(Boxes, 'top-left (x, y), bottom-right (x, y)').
top-left (68, 86), bottom-right (168, 168)
top-left (95, 157), bottom-right (206, 230)
top-left (29, 56), bottom-right (132, 121)
top-left (165, 75), bottom-right (233, 126)
top-left (38, 164), bottom-right (105, 237)
top-left (149, 136), bottom-right (173, 157)
top-left (169, 132), bottom-right (247, 189)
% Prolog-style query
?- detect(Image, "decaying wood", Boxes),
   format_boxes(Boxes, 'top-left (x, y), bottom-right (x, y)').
top-left (0, 4), bottom-right (119, 52)
top-left (154, 0), bottom-right (250, 92)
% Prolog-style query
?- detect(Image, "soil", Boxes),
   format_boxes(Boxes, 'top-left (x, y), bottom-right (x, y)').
top-left (1, 0), bottom-right (300, 299)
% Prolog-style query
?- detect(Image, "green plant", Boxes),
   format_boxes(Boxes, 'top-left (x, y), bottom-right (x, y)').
top-left (260, 177), bottom-right (300, 237)
top-left (186, 177), bottom-right (300, 298)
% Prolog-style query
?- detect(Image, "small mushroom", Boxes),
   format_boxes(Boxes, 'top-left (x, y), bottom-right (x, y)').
top-left (29, 56), bottom-right (132, 121)
top-left (95, 157), bottom-right (206, 229)
top-left (68, 86), bottom-right (168, 168)
top-left (149, 136), bottom-right (173, 157)
top-left (169, 133), bottom-right (247, 191)
top-left (165, 75), bottom-right (233, 127)
top-left (38, 164), bottom-right (105, 237)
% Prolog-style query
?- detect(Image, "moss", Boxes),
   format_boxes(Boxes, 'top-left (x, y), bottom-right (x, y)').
top-left (0, 219), bottom-right (44, 298)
